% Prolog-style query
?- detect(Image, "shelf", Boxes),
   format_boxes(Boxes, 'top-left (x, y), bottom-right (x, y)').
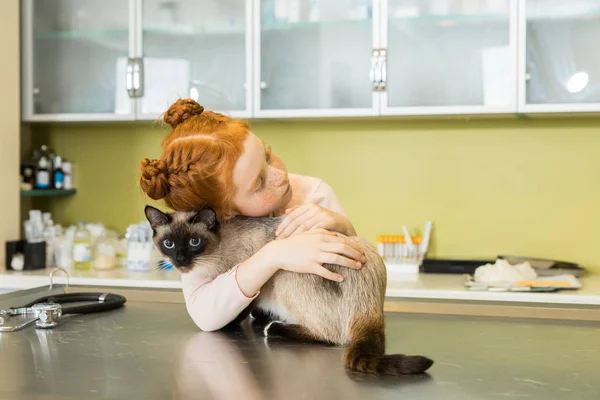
top-left (390, 12), bottom-right (507, 25)
top-left (262, 18), bottom-right (369, 31)
top-left (261, 14), bottom-right (506, 31)
top-left (33, 30), bottom-right (128, 53)
top-left (20, 189), bottom-right (77, 198)
top-left (34, 29), bottom-right (128, 40)
top-left (34, 25), bottom-right (247, 40)
top-left (527, 8), bottom-right (600, 21)
top-left (144, 24), bottom-right (246, 36)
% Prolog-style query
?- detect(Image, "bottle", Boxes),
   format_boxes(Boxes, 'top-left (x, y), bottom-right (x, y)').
top-left (42, 212), bottom-right (55, 267)
top-left (63, 160), bottom-right (74, 190)
top-left (40, 144), bottom-right (50, 159)
top-left (20, 163), bottom-right (34, 191)
top-left (40, 145), bottom-right (53, 183)
top-left (35, 156), bottom-right (50, 189)
top-left (72, 222), bottom-right (92, 270)
top-left (29, 149), bottom-right (40, 188)
top-left (53, 226), bottom-right (71, 269)
top-left (53, 156), bottom-right (65, 189)
top-left (48, 147), bottom-right (56, 188)
top-left (93, 231), bottom-right (117, 270)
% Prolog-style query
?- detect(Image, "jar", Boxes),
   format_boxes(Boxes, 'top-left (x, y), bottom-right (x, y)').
top-left (93, 231), bottom-right (118, 270)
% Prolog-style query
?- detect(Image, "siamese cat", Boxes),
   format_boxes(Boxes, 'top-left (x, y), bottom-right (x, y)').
top-left (145, 205), bottom-right (433, 376)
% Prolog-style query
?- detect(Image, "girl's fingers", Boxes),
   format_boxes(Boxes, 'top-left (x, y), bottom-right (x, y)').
top-left (287, 215), bottom-right (323, 238)
top-left (322, 241), bottom-right (365, 264)
top-left (276, 205), bottom-right (309, 236)
top-left (307, 228), bottom-right (336, 236)
top-left (277, 207), bottom-right (316, 238)
top-left (310, 263), bottom-right (344, 282)
top-left (285, 205), bottom-right (300, 214)
top-left (318, 252), bottom-right (362, 270)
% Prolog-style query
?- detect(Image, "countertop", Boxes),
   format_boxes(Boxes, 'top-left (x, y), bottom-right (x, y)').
top-left (0, 286), bottom-right (598, 400)
top-left (1, 267), bottom-right (600, 305)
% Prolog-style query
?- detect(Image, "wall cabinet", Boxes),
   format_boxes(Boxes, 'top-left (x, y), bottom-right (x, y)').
top-left (254, 0), bottom-right (378, 117)
top-left (519, 0), bottom-right (600, 113)
top-left (21, 0), bottom-right (600, 122)
top-left (23, 0), bottom-right (134, 121)
top-left (22, 0), bottom-right (252, 121)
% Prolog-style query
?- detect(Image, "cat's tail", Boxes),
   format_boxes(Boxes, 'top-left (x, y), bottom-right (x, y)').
top-left (344, 312), bottom-right (433, 376)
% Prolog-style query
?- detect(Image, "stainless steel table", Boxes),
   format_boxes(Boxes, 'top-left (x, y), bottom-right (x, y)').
top-left (1, 286), bottom-right (598, 399)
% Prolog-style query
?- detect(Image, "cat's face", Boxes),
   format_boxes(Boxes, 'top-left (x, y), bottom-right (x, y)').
top-left (144, 205), bottom-right (219, 273)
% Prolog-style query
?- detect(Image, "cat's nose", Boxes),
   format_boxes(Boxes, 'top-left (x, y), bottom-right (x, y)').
top-left (176, 255), bottom-right (186, 264)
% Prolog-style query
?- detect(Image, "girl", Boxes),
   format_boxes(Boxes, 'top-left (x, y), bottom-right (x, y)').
top-left (139, 99), bottom-right (365, 331)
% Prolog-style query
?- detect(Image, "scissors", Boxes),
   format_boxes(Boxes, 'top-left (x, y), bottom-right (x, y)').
top-left (0, 292), bottom-right (127, 332)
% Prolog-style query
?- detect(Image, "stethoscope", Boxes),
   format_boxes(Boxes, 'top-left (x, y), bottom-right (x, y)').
top-left (0, 268), bottom-right (127, 332)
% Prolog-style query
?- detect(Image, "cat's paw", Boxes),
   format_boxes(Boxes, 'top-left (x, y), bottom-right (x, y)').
top-left (263, 321), bottom-right (286, 338)
top-left (251, 308), bottom-right (273, 323)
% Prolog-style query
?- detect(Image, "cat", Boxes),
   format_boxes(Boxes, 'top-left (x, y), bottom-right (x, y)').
top-left (145, 205), bottom-right (433, 376)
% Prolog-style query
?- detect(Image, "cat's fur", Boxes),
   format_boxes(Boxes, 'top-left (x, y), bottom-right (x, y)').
top-left (145, 205), bottom-right (433, 376)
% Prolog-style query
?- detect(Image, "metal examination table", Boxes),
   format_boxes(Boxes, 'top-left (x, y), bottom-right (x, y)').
top-left (0, 284), bottom-right (598, 400)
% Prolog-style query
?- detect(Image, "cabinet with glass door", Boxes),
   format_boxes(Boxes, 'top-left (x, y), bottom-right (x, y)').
top-left (22, 0), bottom-right (135, 121)
top-left (22, 0), bottom-right (251, 122)
top-left (519, 0), bottom-right (600, 113)
top-left (137, 0), bottom-right (252, 119)
top-left (379, 0), bottom-right (518, 116)
top-left (254, 0), bottom-right (379, 118)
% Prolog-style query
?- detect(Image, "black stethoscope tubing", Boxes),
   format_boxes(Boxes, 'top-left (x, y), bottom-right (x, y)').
top-left (11, 292), bottom-right (127, 315)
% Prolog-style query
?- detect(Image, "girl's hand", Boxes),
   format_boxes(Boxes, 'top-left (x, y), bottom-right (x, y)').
top-left (276, 203), bottom-right (356, 238)
top-left (263, 229), bottom-right (366, 282)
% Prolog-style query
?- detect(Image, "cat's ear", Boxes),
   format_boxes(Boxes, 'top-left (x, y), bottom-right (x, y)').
top-left (145, 205), bottom-right (170, 229)
top-left (189, 208), bottom-right (217, 231)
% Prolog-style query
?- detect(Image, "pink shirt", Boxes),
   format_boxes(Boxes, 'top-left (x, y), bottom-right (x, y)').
top-left (180, 173), bottom-right (346, 331)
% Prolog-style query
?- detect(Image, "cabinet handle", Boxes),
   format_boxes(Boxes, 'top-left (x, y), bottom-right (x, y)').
top-left (370, 49), bottom-right (380, 91)
top-left (126, 61), bottom-right (134, 96)
top-left (260, 81), bottom-right (268, 89)
top-left (378, 50), bottom-right (387, 91)
top-left (371, 49), bottom-right (387, 92)
top-left (127, 57), bottom-right (144, 98)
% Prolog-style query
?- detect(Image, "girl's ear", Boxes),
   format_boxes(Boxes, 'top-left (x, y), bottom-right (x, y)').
top-left (221, 212), bottom-right (234, 221)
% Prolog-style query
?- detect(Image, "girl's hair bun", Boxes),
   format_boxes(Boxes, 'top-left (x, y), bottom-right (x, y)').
top-left (140, 158), bottom-right (170, 200)
top-left (164, 98), bottom-right (205, 128)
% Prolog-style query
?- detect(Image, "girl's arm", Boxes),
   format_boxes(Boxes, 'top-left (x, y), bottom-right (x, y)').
top-left (182, 229), bottom-right (365, 331)
top-left (236, 228), bottom-right (364, 296)
top-left (181, 266), bottom-right (258, 332)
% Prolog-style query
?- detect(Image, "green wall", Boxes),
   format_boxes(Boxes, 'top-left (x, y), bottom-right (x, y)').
top-left (35, 117), bottom-right (600, 272)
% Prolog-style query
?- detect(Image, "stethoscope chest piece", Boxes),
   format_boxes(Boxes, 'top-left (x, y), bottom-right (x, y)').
top-left (31, 303), bottom-right (62, 329)
top-left (1, 269), bottom-right (126, 332)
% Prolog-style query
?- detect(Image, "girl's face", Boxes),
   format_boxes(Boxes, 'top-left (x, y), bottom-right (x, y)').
top-left (228, 133), bottom-right (292, 218)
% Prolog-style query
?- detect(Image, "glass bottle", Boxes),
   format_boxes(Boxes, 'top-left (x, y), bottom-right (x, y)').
top-left (72, 222), bottom-right (92, 270)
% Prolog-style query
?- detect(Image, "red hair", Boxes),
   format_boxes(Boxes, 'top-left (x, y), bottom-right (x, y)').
top-left (139, 99), bottom-right (250, 217)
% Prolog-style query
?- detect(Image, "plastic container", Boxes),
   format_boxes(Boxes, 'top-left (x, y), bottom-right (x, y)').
top-left (93, 231), bottom-right (118, 270)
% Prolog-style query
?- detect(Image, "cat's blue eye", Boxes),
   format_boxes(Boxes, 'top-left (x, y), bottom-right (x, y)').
top-left (189, 238), bottom-right (201, 247)
top-left (163, 239), bottom-right (175, 249)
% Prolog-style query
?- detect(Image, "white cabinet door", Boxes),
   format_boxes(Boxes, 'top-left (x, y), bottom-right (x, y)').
top-left (22, 0), bottom-right (136, 121)
top-left (254, 0), bottom-right (379, 118)
top-left (381, 0), bottom-right (518, 116)
top-left (519, 0), bottom-right (600, 113)
top-left (137, 0), bottom-right (252, 120)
